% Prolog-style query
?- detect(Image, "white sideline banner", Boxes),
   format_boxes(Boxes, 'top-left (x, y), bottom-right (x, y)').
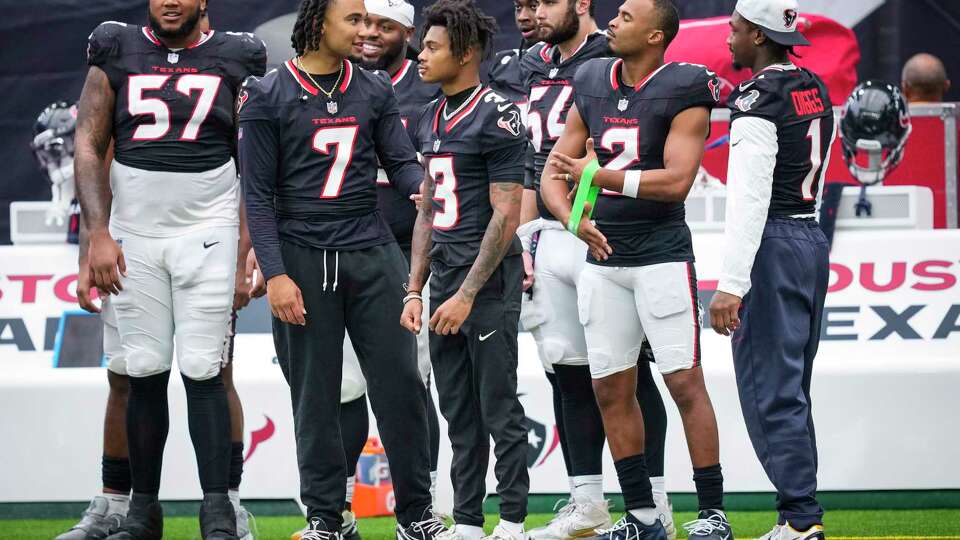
top-left (0, 230), bottom-right (958, 504)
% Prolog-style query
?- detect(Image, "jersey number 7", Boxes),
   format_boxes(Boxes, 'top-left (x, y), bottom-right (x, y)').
top-left (128, 74), bottom-right (221, 141)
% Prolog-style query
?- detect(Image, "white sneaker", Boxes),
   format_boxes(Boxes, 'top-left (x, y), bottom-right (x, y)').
top-left (528, 499), bottom-right (612, 540)
top-left (433, 524), bottom-right (484, 540)
top-left (237, 505), bottom-right (256, 539)
top-left (653, 493), bottom-right (676, 540)
top-left (757, 523), bottom-right (824, 540)
top-left (528, 499), bottom-right (576, 540)
top-left (482, 522), bottom-right (526, 540)
top-left (55, 496), bottom-right (125, 540)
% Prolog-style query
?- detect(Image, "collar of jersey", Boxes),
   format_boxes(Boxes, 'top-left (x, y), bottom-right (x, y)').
top-left (539, 30), bottom-right (606, 66)
top-left (141, 27), bottom-right (214, 50)
top-left (433, 86), bottom-right (489, 135)
top-left (757, 62), bottom-right (799, 76)
top-left (609, 59), bottom-right (673, 94)
top-left (391, 59), bottom-right (414, 87)
top-left (284, 58), bottom-right (355, 97)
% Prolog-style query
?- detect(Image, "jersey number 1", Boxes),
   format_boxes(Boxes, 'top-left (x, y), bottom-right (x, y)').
top-left (128, 74), bottom-right (220, 141)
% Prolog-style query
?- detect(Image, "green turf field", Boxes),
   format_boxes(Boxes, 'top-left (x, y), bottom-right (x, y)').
top-left (3, 510), bottom-right (959, 539)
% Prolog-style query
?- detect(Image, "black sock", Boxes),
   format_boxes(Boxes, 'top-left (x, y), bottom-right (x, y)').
top-left (229, 442), bottom-right (244, 491)
top-left (635, 351), bottom-right (668, 478)
top-left (693, 463), bottom-right (725, 511)
top-left (340, 395), bottom-right (369, 477)
top-left (425, 381), bottom-right (441, 471)
top-left (102, 455), bottom-right (132, 494)
top-left (183, 373), bottom-right (231, 494)
top-left (614, 454), bottom-right (654, 510)
top-left (545, 371), bottom-right (573, 477)
top-left (128, 371), bottom-right (171, 496)
top-left (554, 365), bottom-right (605, 476)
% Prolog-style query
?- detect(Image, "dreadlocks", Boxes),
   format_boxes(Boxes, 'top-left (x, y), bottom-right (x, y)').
top-left (291, 0), bottom-right (331, 56)
top-left (421, 0), bottom-right (499, 62)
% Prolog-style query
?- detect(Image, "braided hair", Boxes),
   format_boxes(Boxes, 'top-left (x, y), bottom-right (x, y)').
top-left (291, 0), bottom-right (331, 56)
top-left (421, 0), bottom-right (499, 62)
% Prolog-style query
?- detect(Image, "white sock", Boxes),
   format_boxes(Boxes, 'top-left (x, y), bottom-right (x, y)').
top-left (627, 508), bottom-right (659, 526)
top-left (498, 519), bottom-right (524, 538)
top-left (430, 470), bottom-right (438, 505)
top-left (568, 478), bottom-right (576, 499)
top-left (103, 493), bottom-right (129, 515)
top-left (572, 475), bottom-right (604, 504)
top-left (455, 524), bottom-right (484, 540)
top-left (650, 476), bottom-right (666, 501)
top-left (346, 475), bottom-right (356, 505)
top-left (228, 489), bottom-right (240, 512)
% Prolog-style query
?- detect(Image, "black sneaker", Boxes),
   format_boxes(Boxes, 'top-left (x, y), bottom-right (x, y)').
top-left (303, 518), bottom-right (343, 540)
top-left (396, 508), bottom-right (448, 540)
top-left (683, 510), bottom-right (734, 540)
top-left (199, 493), bottom-right (238, 539)
top-left (341, 510), bottom-right (361, 540)
top-left (587, 513), bottom-right (667, 540)
top-left (104, 494), bottom-right (163, 540)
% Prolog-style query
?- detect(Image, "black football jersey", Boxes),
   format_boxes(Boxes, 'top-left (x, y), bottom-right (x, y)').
top-left (239, 59), bottom-right (423, 257)
top-left (487, 48), bottom-right (528, 106)
top-left (728, 64), bottom-right (835, 217)
top-left (573, 59), bottom-right (722, 267)
top-left (376, 59), bottom-right (441, 249)
top-left (87, 21), bottom-right (266, 173)
top-left (521, 32), bottom-right (610, 220)
top-left (416, 87), bottom-right (526, 266)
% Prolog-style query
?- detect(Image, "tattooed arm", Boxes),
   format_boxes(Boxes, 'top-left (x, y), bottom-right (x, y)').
top-left (429, 181), bottom-right (523, 336)
top-left (75, 66), bottom-right (125, 295)
top-left (401, 169), bottom-right (435, 335)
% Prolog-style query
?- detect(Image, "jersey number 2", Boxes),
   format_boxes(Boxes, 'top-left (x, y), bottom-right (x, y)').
top-left (128, 74), bottom-right (220, 141)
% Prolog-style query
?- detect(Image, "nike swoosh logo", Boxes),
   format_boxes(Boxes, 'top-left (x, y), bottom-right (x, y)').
top-left (203, 241), bottom-right (220, 249)
top-left (479, 330), bottom-right (497, 341)
top-left (732, 140), bottom-right (743, 147)
top-left (497, 103), bottom-right (512, 112)
top-left (739, 81), bottom-right (755, 91)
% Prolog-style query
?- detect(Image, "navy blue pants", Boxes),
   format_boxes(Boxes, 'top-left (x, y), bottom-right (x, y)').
top-left (732, 218), bottom-right (829, 530)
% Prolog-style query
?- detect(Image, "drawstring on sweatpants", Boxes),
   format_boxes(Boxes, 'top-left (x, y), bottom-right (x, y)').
top-left (321, 250), bottom-right (340, 292)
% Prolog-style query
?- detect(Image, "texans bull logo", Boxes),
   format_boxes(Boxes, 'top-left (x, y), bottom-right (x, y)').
top-left (497, 110), bottom-right (523, 137)
top-left (783, 9), bottom-right (798, 28)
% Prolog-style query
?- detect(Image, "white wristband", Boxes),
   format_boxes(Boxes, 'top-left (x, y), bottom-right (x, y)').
top-left (622, 170), bottom-right (642, 198)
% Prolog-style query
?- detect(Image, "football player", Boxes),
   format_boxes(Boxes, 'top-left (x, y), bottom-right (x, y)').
top-left (543, 1), bottom-right (732, 539)
top-left (517, 1), bottom-right (674, 538)
top-left (238, 0), bottom-right (441, 538)
top-left (486, 0), bottom-right (540, 106)
top-left (400, 1), bottom-right (528, 539)
top-left (710, 1), bottom-right (835, 539)
top-left (74, 0), bottom-right (265, 537)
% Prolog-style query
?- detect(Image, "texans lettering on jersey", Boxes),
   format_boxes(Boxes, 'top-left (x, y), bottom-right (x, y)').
top-left (87, 21), bottom-right (266, 173)
top-left (416, 87), bottom-right (526, 266)
top-left (521, 31), bottom-right (609, 220)
top-left (376, 58), bottom-right (441, 250)
top-left (573, 59), bottom-right (721, 267)
top-left (728, 64), bottom-right (835, 216)
top-left (239, 59), bottom-right (423, 252)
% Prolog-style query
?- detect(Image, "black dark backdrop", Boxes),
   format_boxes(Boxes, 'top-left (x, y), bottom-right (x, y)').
top-left (2, 0), bottom-right (958, 244)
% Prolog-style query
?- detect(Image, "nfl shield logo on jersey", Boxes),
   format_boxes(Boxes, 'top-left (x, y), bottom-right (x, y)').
top-left (618, 98), bottom-right (629, 112)
top-left (167, 52), bottom-right (179, 64)
top-left (549, 68), bottom-right (559, 79)
top-left (327, 101), bottom-right (338, 115)
top-left (433, 139), bottom-right (441, 152)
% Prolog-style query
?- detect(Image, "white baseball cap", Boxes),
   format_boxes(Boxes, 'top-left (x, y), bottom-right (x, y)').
top-left (735, 0), bottom-right (810, 46)
top-left (365, 0), bottom-right (415, 29)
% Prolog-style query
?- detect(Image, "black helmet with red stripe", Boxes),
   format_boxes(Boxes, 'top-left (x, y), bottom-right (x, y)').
top-left (839, 80), bottom-right (912, 185)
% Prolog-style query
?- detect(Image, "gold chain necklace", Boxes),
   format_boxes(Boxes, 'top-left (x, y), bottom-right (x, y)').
top-left (297, 56), bottom-right (343, 99)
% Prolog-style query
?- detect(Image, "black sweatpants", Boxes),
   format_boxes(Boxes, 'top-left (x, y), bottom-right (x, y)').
top-left (733, 219), bottom-right (829, 530)
top-left (430, 253), bottom-right (529, 526)
top-left (274, 241), bottom-right (432, 529)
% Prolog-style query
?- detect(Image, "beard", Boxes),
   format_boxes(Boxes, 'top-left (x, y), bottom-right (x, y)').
top-left (542, 4), bottom-right (579, 45)
top-left (148, 6), bottom-right (203, 40)
top-left (362, 39), bottom-right (405, 72)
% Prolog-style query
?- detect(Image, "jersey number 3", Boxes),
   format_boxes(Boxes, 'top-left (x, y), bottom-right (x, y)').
top-left (128, 74), bottom-right (221, 141)
top-left (428, 156), bottom-right (459, 230)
